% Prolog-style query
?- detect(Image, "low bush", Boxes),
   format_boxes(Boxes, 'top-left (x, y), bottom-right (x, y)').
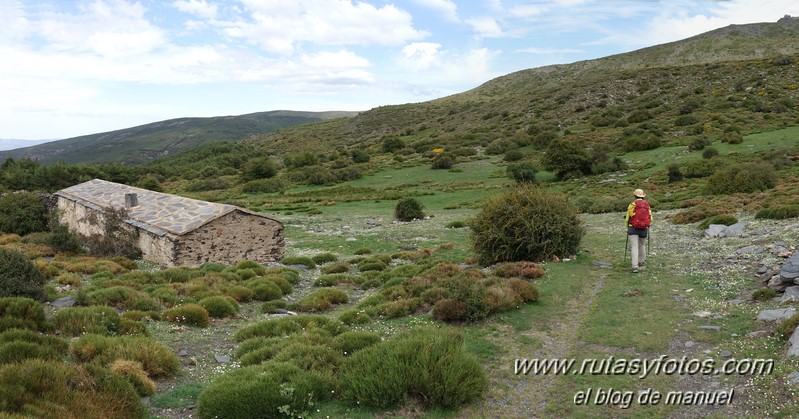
top-left (0, 192), bottom-right (47, 236)
top-left (311, 252), bottom-right (338, 265)
top-left (506, 162), bottom-right (538, 184)
top-left (469, 185), bottom-right (583, 264)
top-left (246, 279), bottom-right (284, 301)
top-left (52, 306), bottom-right (120, 336)
top-left (667, 164), bottom-right (683, 183)
top-left (82, 286), bottom-right (159, 311)
top-left (492, 261), bottom-right (546, 279)
top-left (354, 248), bottom-right (372, 255)
top-left (755, 205), bottom-right (799, 220)
top-left (234, 315), bottom-right (347, 342)
top-left (70, 334), bottom-right (179, 378)
top-left (395, 198), bottom-right (425, 221)
top-left (321, 262), bottom-right (350, 274)
top-left (432, 299), bottom-right (469, 322)
top-left (261, 299), bottom-right (288, 314)
top-left (0, 359), bottom-right (147, 418)
top-left (702, 147), bottom-right (719, 159)
top-left (314, 274), bottom-right (351, 287)
top-left (431, 155), bottom-right (454, 170)
top-left (162, 304), bottom-right (209, 327)
top-left (110, 359), bottom-right (158, 396)
top-left (265, 275), bottom-right (293, 295)
top-left (280, 256), bottom-right (316, 269)
top-left (295, 288), bottom-right (349, 312)
top-left (776, 313), bottom-right (799, 340)
top-left (337, 309), bottom-right (372, 325)
top-left (751, 287), bottom-right (776, 302)
top-left (331, 331), bottom-right (382, 356)
top-left (196, 362), bottom-right (332, 419)
top-left (688, 136), bottom-right (711, 151)
top-left (697, 214), bottom-right (738, 230)
top-left (199, 296), bottom-right (240, 318)
top-left (0, 248), bottom-right (47, 300)
top-left (0, 329), bottom-right (68, 364)
top-left (0, 297), bottom-right (46, 332)
top-left (445, 220), bottom-right (467, 229)
top-left (704, 162), bottom-right (777, 195)
top-left (339, 327), bottom-right (487, 409)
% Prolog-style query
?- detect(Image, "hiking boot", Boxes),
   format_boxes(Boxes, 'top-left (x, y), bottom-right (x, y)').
top-left (631, 267), bottom-right (639, 273)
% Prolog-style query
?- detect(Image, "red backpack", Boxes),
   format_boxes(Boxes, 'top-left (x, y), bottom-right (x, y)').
top-left (630, 200), bottom-right (651, 229)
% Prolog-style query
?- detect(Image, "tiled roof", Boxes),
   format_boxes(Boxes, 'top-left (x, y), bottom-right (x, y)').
top-left (55, 179), bottom-right (278, 236)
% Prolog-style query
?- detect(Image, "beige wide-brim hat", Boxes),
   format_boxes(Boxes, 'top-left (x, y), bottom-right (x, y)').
top-left (633, 188), bottom-right (646, 198)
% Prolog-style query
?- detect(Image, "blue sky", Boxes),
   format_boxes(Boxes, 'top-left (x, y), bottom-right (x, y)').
top-left (1, 0), bottom-right (797, 144)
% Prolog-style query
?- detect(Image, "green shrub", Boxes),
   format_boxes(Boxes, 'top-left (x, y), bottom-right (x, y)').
top-left (235, 315), bottom-right (347, 342)
top-left (667, 164), bottom-right (683, 183)
top-left (675, 115), bottom-right (699, 126)
top-left (751, 287), bottom-right (776, 302)
top-left (295, 288), bottom-right (349, 312)
top-left (702, 147), bottom-right (719, 159)
top-left (446, 220), bottom-right (467, 229)
top-left (697, 214), bottom-right (738, 230)
top-left (311, 252), bottom-right (338, 265)
top-left (432, 299), bottom-right (469, 322)
top-left (688, 136), bottom-right (711, 151)
top-left (0, 192), bottom-right (47, 236)
top-left (720, 131), bottom-right (744, 144)
top-left (339, 327), bottom-right (487, 409)
top-left (543, 139), bottom-right (591, 180)
top-left (48, 220), bottom-right (83, 253)
top-left (196, 362), bottom-right (332, 419)
top-left (469, 185), bottom-right (584, 265)
top-left (110, 359), bottom-right (157, 397)
top-left (395, 198), bottom-right (425, 221)
top-left (314, 274), bottom-right (351, 287)
top-left (0, 359), bottom-right (147, 418)
top-left (704, 162), bottom-right (777, 195)
top-left (506, 161), bottom-right (538, 184)
top-left (321, 261), bottom-right (350, 274)
top-left (354, 248), bottom-right (372, 255)
top-left (247, 279), bottom-right (283, 301)
top-left (0, 329), bottom-right (68, 364)
top-left (756, 205), bottom-right (799, 220)
top-left (776, 313), bottom-right (799, 340)
top-left (331, 331), bottom-right (382, 356)
top-left (431, 155), bottom-right (454, 170)
top-left (280, 256), bottom-right (316, 269)
top-left (0, 297), bottom-right (46, 332)
top-left (503, 150), bottom-right (524, 162)
top-left (358, 261), bottom-right (387, 272)
top-left (241, 157), bottom-right (278, 181)
top-left (338, 309), bottom-right (372, 325)
top-left (0, 248), bottom-right (46, 300)
top-left (162, 303), bottom-right (209, 327)
top-left (52, 306), bottom-right (120, 336)
top-left (83, 286), bottom-right (159, 311)
top-left (70, 334), bottom-right (179, 378)
top-left (199, 296), bottom-right (240, 318)
top-left (242, 178), bottom-right (286, 194)
top-left (265, 275), bottom-right (293, 295)
top-left (261, 300), bottom-right (288, 314)
top-left (622, 134), bottom-right (662, 152)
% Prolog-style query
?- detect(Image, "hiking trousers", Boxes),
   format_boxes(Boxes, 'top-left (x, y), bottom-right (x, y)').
top-left (629, 234), bottom-right (646, 269)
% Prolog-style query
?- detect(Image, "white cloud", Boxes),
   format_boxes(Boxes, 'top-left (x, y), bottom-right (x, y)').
top-left (465, 16), bottom-right (504, 38)
top-left (173, 0), bottom-right (218, 19)
top-left (412, 0), bottom-right (459, 22)
top-left (509, 4), bottom-right (545, 18)
top-left (516, 47), bottom-right (583, 54)
top-left (401, 42), bottom-right (442, 70)
top-left (224, 0), bottom-right (428, 54)
top-left (639, 0), bottom-right (799, 46)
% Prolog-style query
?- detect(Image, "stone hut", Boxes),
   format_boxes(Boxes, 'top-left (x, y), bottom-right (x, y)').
top-left (54, 179), bottom-right (284, 267)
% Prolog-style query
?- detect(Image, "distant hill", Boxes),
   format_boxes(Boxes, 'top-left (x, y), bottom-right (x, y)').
top-left (0, 110), bottom-right (358, 165)
top-left (245, 17), bottom-right (799, 155)
top-left (0, 139), bottom-right (56, 151)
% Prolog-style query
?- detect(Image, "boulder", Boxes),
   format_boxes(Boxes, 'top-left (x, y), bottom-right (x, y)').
top-left (781, 253), bottom-right (799, 282)
top-left (782, 286), bottom-right (799, 305)
top-left (789, 327), bottom-right (799, 358)
top-left (705, 224), bottom-right (727, 238)
top-left (756, 307), bottom-right (796, 321)
top-left (724, 222), bottom-right (748, 237)
top-left (736, 245), bottom-right (764, 255)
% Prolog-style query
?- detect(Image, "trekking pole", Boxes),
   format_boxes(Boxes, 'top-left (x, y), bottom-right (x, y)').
top-left (647, 227), bottom-right (651, 255)
top-left (624, 233), bottom-right (629, 262)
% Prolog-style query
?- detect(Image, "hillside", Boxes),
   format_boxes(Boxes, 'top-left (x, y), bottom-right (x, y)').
top-left (247, 18), bottom-right (799, 155)
top-left (0, 110), bottom-right (358, 165)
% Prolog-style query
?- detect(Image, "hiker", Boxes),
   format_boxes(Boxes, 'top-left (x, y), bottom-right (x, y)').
top-left (625, 188), bottom-right (652, 273)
